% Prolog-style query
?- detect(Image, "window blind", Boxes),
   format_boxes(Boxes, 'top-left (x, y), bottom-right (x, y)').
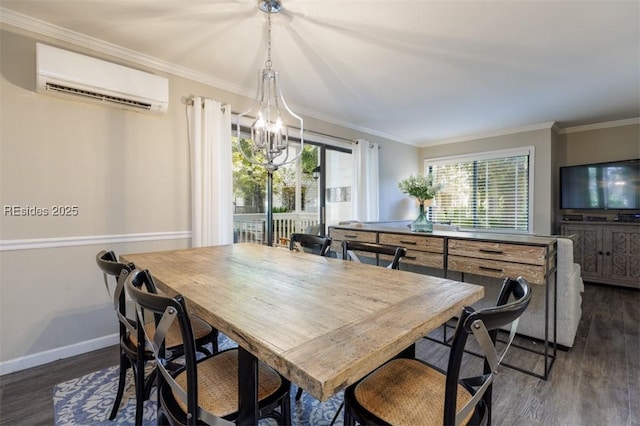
top-left (427, 148), bottom-right (532, 232)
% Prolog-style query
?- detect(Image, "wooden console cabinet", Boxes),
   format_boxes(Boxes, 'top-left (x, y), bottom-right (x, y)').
top-left (329, 225), bottom-right (556, 286)
top-left (561, 221), bottom-right (640, 289)
top-left (329, 224), bottom-right (558, 380)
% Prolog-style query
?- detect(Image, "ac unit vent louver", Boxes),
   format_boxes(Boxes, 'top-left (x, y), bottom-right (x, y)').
top-left (36, 43), bottom-right (168, 114)
top-left (45, 82), bottom-right (153, 111)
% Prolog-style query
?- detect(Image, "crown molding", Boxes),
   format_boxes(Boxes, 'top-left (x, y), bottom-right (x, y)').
top-left (292, 105), bottom-right (415, 146)
top-left (419, 122), bottom-right (557, 147)
top-left (558, 117), bottom-right (640, 134)
top-left (0, 8), bottom-right (254, 98)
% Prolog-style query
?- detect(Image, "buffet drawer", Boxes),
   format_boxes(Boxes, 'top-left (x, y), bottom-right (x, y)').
top-left (448, 239), bottom-right (547, 266)
top-left (329, 228), bottom-right (377, 245)
top-left (379, 233), bottom-right (444, 253)
top-left (330, 228), bottom-right (377, 243)
top-left (399, 249), bottom-right (444, 269)
top-left (447, 255), bottom-right (546, 285)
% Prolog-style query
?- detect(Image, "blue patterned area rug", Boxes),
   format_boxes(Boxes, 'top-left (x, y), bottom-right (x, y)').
top-left (53, 335), bottom-right (344, 426)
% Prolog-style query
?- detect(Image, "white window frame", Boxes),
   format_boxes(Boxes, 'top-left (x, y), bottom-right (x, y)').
top-left (424, 146), bottom-right (535, 233)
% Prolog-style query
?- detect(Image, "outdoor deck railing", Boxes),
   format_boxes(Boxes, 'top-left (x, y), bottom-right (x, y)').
top-left (233, 213), bottom-right (319, 246)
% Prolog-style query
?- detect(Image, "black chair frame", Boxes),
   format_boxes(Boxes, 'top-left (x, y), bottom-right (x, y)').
top-left (126, 269), bottom-right (291, 426)
top-left (96, 250), bottom-right (155, 425)
top-left (341, 240), bottom-right (407, 270)
top-left (289, 233), bottom-right (332, 257)
top-left (344, 276), bottom-right (531, 426)
top-left (97, 250), bottom-right (218, 425)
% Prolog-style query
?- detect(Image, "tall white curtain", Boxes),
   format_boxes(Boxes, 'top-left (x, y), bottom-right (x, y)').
top-left (352, 139), bottom-right (379, 221)
top-left (188, 97), bottom-right (233, 247)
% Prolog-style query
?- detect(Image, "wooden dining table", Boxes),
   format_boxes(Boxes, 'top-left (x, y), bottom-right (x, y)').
top-left (121, 243), bottom-right (484, 425)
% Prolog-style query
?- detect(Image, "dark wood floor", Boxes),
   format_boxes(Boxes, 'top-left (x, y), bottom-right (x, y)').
top-left (0, 283), bottom-right (638, 425)
top-left (420, 282), bottom-right (640, 426)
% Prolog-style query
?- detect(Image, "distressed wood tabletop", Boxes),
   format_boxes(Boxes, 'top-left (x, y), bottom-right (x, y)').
top-left (122, 243), bottom-right (483, 401)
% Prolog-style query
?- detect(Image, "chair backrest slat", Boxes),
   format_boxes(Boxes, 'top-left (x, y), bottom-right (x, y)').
top-left (341, 240), bottom-right (407, 269)
top-left (96, 250), bottom-right (137, 335)
top-left (289, 233), bottom-right (332, 257)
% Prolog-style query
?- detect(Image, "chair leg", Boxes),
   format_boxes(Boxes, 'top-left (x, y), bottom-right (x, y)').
top-left (486, 384), bottom-right (493, 425)
top-left (133, 356), bottom-right (146, 426)
top-left (329, 402), bottom-right (344, 426)
top-left (281, 389), bottom-right (292, 426)
top-left (108, 350), bottom-right (129, 420)
top-left (343, 401), bottom-right (356, 426)
top-left (212, 329), bottom-right (219, 354)
top-left (295, 387), bottom-right (304, 401)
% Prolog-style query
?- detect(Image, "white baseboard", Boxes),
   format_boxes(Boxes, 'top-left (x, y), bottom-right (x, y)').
top-left (0, 334), bottom-right (118, 376)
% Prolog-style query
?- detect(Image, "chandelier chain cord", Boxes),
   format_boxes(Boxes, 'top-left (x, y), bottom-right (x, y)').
top-left (265, 11), bottom-right (272, 69)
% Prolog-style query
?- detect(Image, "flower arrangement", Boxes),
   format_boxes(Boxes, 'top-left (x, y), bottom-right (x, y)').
top-left (398, 174), bottom-right (441, 204)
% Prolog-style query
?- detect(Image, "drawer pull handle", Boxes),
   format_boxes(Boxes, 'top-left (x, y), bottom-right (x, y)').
top-left (479, 249), bottom-right (504, 254)
top-left (479, 266), bottom-right (504, 273)
top-left (405, 256), bottom-right (417, 260)
top-left (399, 240), bottom-right (417, 245)
top-left (344, 235), bottom-right (358, 239)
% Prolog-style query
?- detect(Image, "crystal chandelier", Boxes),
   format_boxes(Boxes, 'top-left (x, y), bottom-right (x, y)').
top-left (237, 0), bottom-right (304, 173)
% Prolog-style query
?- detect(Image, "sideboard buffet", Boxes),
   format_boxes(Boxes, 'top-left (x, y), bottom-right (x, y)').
top-left (329, 223), bottom-right (559, 379)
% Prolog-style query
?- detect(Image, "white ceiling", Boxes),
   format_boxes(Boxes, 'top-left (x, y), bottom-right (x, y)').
top-left (1, 0), bottom-right (639, 146)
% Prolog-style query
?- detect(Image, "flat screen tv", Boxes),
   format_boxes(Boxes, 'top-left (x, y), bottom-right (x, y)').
top-left (560, 159), bottom-right (640, 210)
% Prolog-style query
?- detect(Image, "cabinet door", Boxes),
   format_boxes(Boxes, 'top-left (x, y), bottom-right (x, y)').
top-left (562, 224), bottom-right (603, 280)
top-left (606, 226), bottom-right (640, 287)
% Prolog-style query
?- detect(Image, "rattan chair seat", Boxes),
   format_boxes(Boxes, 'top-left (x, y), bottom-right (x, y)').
top-left (354, 358), bottom-right (474, 426)
top-left (172, 348), bottom-right (283, 418)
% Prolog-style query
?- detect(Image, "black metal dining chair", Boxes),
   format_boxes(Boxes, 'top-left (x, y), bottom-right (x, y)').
top-left (96, 250), bottom-right (218, 424)
top-left (125, 269), bottom-right (291, 426)
top-left (341, 240), bottom-right (407, 269)
top-left (343, 276), bottom-right (532, 426)
top-left (289, 233), bottom-right (332, 256)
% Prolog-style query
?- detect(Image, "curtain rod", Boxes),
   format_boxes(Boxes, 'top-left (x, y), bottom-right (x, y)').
top-left (235, 114), bottom-right (355, 144)
top-left (182, 95), bottom-right (230, 110)
top-left (182, 95), bottom-right (356, 144)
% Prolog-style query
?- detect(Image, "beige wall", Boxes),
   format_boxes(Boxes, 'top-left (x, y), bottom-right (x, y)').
top-left (419, 128), bottom-right (555, 235)
top-left (558, 123), bottom-right (639, 166)
top-left (556, 123), bottom-right (640, 222)
top-left (0, 25), bottom-right (416, 370)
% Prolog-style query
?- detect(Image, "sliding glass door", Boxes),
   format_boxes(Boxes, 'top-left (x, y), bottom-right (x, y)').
top-left (233, 128), bottom-right (352, 243)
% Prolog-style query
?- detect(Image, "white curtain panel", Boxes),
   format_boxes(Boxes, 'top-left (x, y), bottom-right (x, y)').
top-left (351, 139), bottom-right (380, 222)
top-left (188, 97), bottom-right (233, 247)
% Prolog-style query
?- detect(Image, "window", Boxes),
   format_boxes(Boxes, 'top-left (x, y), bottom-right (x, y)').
top-left (426, 147), bottom-right (533, 232)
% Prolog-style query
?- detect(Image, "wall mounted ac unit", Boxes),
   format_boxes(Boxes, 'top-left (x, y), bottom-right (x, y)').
top-left (36, 43), bottom-right (169, 114)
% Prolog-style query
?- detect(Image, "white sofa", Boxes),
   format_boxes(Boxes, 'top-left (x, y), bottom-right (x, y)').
top-left (475, 235), bottom-right (584, 348)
